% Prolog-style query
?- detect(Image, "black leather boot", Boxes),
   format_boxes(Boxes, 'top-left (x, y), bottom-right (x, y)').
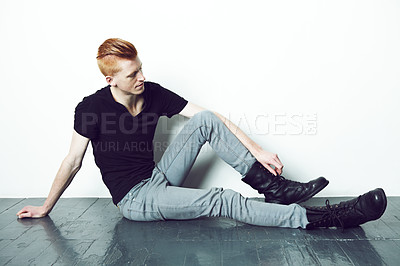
top-left (305, 188), bottom-right (387, 229)
top-left (242, 161), bottom-right (329, 204)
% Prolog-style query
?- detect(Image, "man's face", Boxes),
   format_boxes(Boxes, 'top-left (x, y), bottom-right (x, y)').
top-left (109, 57), bottom-right (145, 95)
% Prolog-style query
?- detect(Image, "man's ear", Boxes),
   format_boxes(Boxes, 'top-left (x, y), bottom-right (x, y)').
top-left (106, 76), bottom-right (116, 86)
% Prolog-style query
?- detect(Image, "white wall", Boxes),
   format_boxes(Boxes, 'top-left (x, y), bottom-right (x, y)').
top-left (0, 0), bottom-right (399, 198)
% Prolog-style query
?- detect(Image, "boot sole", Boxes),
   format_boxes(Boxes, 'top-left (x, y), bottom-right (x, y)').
top-left (265, 177), bottom-right (329, 205)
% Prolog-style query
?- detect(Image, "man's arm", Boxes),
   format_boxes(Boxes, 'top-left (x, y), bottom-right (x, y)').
top-left (179, 102), bottom-right (283, 176)
top-left (16, 130), bottom-right (90, 218)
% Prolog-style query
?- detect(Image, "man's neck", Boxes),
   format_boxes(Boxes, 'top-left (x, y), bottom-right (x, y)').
top-left (110, 86), bottom-right (144, 116)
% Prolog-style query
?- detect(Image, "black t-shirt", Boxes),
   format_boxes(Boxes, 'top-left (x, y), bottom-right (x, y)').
top-left (74, 81), bottom-right (188, 205)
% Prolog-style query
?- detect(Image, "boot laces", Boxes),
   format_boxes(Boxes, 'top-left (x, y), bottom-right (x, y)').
top-left (261, 166), bottom-right (303, 185)
top-left (318, 196), bottom-right (361, 231)
top-left (278, 175), bottom-right (302, 185)
top-left (320, 199), bottom-right (345, 229)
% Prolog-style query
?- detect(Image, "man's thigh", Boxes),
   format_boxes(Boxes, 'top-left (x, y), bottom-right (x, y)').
top-left (122, 171), bottom-right (229, 221)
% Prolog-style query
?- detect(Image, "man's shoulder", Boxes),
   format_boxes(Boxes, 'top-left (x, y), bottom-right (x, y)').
top-left (84, 85), bottom-right (110, 101)
top-left (75, 85), bottom-right (111, 111)
top-left (144, 81), bottom-right (162, 92)
top-left (145, 81), bottom-right (178, 96)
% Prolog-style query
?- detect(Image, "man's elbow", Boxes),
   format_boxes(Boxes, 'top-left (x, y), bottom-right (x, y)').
top-left (63, 155), bottom-right (83, 172)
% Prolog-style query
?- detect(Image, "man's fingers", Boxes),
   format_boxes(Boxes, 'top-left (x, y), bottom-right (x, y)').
top-left (273, 158), bottom-right (283, 169)
top-left (275, 154), bottom-right (283, 164)
top-left (274, 163), bottom-right (283, 171)
top-left (271, 157), bottom-right (284, 175)
top-left (274, 162), bottom-right (283, 176)
top-left (274, 155), bottom-right (284, 170)
top-left (264, 164), bottom-right (277, 176)
top-left (264, 160), bottom-right (283, 176)
top-left (276, 167), bottom-right (282, 176)
top-left (16, 208), bottom-right (26, 216)
top-left (18, 212), bottom-right (32, 219)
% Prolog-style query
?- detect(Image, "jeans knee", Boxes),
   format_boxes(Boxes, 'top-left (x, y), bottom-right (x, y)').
top-left (219, 189), bottom-right (243, 207)
top-left (217, 189), bottom-right (244, 218)
top-left (192, 110), bottom-right (216, 124)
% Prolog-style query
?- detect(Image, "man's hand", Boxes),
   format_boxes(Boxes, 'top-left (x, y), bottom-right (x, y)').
top-left (255, 150), bottom-right (284, 176)
top-left (16, 206), bottom-right (48, 219)
top-left (15, 130), bottom-right (89, 220)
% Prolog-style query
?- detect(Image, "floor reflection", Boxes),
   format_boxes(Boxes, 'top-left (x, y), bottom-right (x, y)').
top-left (17, 216), bottom-right (81, 265)
top-left (17, 215), bottom-right (389, 265)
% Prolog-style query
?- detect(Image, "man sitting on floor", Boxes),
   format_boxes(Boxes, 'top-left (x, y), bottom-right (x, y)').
top-left (17, 38), bottom-right (387, 230)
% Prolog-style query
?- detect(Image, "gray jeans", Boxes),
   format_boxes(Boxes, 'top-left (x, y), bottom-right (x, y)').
top-left (118, 111), bottom-right (309, 228)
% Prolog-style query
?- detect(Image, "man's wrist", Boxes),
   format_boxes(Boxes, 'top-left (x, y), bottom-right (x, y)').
top-left (250, 144), bottom-right (263, 159)
top-left (42, 202), bottom-right (53, 215)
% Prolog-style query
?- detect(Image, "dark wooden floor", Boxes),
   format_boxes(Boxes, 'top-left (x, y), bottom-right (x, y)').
top-left (0, 197), bottom-right (399, 266)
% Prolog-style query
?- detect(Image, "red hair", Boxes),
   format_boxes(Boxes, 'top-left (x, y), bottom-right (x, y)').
top-left (96, 38), bottom-right (138, 76)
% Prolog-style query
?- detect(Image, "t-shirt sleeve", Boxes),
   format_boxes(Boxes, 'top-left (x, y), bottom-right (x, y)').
top-left (156, 83), bottom-right (188, 118)
top-left (74, 97), bottom-right (99, 139)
